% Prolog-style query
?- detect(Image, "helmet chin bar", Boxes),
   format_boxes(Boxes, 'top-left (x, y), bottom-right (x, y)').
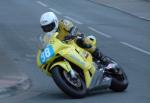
top-left (46, 31), bottom-right (55, 36)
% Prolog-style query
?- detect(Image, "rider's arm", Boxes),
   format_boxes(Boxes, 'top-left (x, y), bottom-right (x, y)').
top-left (60, 19), bottom-right (83, 36)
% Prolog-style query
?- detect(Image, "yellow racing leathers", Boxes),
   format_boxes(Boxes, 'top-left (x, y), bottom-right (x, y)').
top-left (43, 19), bottom-right (96, 54)
top-left (59, 19), bottom-right (97, 54)
top-left (42, 19), bottom-right (112, 65)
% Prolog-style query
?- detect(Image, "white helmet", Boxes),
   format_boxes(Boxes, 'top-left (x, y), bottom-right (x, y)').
top-left (40, 12), bottom-right (58, 35)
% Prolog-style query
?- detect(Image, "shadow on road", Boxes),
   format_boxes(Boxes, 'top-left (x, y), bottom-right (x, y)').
top-left (35, 89), bottom-right (127, 100)
top-left (87, 89), bottom-right (126, 98)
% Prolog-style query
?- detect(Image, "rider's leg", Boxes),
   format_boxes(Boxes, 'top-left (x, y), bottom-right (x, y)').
top-left (76, 37), bottom-right (112, 65)
top-left (92, 48), bottom-right (112, 65)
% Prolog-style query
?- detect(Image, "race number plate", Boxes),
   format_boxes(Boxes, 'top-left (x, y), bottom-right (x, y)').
top-left (40, 45), bottom-right (55, 64)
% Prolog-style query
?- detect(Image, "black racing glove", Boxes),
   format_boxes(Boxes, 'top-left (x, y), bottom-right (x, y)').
top-left (64, 35), bottom-right (75, 40)
top-left (64, 26), bottom-right (79, 41)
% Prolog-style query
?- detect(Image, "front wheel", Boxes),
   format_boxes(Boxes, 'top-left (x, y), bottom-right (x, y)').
top-left (109, 67), bottom-right (128, 92)
top-left (51, 66), bottom-right (87, 98)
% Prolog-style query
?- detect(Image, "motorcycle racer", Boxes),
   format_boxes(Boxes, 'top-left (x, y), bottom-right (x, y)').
top-left (40, 12), bottom-right (111, 66)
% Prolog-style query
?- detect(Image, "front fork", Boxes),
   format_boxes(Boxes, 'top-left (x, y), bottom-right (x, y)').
top-left (89, 68), bottom-right (112, 90)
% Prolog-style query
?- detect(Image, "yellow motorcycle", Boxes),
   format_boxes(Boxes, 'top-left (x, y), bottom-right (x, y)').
top-left (36, 32), bottom-right (128, 98)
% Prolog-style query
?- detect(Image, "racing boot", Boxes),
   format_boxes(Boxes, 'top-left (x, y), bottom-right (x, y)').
top-left (92, 48), bottom-right (112, 66)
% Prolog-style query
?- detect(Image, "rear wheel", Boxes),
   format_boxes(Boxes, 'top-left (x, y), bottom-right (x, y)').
top-left (51, 66), bottom-right (87, 98)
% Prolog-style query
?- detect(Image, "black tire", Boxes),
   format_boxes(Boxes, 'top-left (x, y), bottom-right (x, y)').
top-left (110, 68), bottom-right (128, 92)
top-left (51, 66), bottom-right (87, 98)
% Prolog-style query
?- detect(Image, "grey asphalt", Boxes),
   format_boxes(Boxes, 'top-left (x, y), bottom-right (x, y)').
top-left (0, 0), bottom-right (150, 103)
top-left (89, 0), bottom-right (150, 20)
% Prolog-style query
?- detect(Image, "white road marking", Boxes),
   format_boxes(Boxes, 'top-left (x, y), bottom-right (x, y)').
top-left (88, 27), bottom-right (112, 38)
top-left (64, 16), bottom-right (83, 25)
top-left (25, 58), bottom-right (34, 62)
top-left (120, 42), bottom-right (150, 55)
top-left (49, 8), bottom-right (62, 15)
top-left (36, 1), bottom-right (47, 7)
top-left (25, 54), bottom-right (36, 58)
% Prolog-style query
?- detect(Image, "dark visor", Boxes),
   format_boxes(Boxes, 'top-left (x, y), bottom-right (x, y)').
top-left (41, 22), bottom-right (55, 32)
